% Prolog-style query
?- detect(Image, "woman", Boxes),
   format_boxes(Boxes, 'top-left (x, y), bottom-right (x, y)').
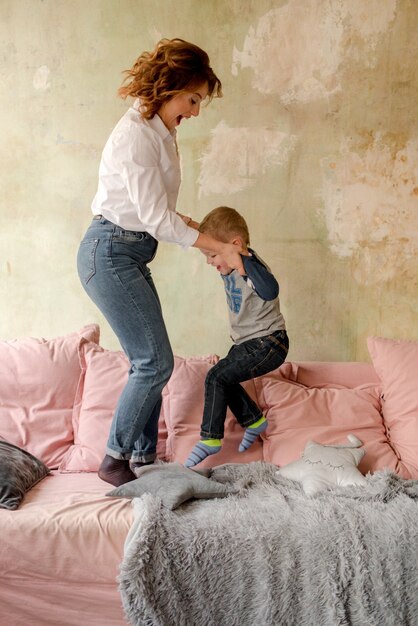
top-left (77, 38), bottom-right (244, 486)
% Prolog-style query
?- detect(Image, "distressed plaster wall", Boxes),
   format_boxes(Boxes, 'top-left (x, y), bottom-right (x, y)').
top-left (0, 0), bottom-right (417, 361)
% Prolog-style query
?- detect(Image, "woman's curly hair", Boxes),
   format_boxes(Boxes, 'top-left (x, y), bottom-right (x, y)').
top-left (118, 38), bottom-right (222, 119)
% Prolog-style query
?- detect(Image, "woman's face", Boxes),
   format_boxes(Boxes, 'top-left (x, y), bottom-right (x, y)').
top-left (158, 83), bottom-right (209, 132)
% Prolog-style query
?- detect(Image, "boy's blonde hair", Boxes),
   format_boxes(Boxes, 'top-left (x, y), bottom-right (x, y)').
top-left (198, 206), bottom-right (250, 245)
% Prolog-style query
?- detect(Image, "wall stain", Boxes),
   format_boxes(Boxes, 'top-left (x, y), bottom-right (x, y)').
top-left (33, 65), bottom-right (50, 91)
top-left (232, 0), bottom-right (397, 105)
top-left (321, 134), bottom-right (418, 286)
top-left (198, 121), bottom-right (296, 196)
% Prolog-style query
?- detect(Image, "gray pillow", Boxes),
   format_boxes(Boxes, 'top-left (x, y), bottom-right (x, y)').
top-left (0, 440), bottom-right (50, 510)
top-left (106, 462), bottom-right (237, 510)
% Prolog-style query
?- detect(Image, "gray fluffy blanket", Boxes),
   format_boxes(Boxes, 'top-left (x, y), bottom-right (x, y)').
top-left (119, 462), bottom-right (418, 626)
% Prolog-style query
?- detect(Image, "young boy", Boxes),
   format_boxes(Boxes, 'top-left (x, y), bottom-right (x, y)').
top-left (185, 206), bottom-right (289, 468)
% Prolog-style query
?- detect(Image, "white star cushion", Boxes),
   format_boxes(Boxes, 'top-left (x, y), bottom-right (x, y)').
top-left (277, 434), bottom-right (367, 495)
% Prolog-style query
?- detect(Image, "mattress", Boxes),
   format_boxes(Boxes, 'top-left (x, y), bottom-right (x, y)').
top-left (0, 471), bottom-right (133, 626)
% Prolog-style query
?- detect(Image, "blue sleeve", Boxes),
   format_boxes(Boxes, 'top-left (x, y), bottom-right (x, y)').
top-left (242, 253), bottom-right (279, 301)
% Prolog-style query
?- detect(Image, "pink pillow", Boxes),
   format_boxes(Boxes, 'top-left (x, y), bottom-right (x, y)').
top-left (258, 371), bottom-right (404, 476)
top-left (60, 342), bottom-right (168, 472)
top-left (165, 355), bottom-right (264, 467)
top-left (292, 361), bottom-right (380, 388)
top-left (367, 336), bottom-right (418, 477)
top-left (0, 325), bottom-right (100, 468)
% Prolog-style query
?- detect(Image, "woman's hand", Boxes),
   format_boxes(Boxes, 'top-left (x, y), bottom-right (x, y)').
top-left (186, 218), bottom-right (200, 229)
top-left (178, 213), bottom-right (199, 229)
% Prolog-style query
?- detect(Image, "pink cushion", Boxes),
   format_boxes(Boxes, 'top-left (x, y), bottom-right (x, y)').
top-left (292, 361), bottom-right (380, 388)
top-left (258, 366), bottom-right (405, 476)
top-left (367, 336), bottom-right (418, 477)
top-left (0, 325), bottom-right (100, 468)
top-left (59, 342), bottom-right (168, 472)
top-left (165, 355), bottom-right (264, 467)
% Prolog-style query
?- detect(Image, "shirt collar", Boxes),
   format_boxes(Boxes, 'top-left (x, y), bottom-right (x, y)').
top-left (149, 114), bottom-right (177, 142)
top-left (132, 99), bottom-right (176, 142)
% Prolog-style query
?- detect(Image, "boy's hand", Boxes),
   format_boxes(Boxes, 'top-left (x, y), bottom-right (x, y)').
top-left (220, 243), bottom-right (248, 275)
top-left (193, 233), bottom-right (248, 275)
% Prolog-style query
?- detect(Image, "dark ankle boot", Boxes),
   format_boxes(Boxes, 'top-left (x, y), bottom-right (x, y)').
top-left (98, 455), bottom-right (136, 487)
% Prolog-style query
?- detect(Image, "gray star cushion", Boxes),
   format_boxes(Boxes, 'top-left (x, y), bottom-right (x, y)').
top-left (106, 462), bottom-right (237, 510)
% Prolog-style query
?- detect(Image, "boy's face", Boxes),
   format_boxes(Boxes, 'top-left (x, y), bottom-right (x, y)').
top-left (201, 249), bottom-right (232, 275)
top-left (200, 234), bottom-right (247, 275)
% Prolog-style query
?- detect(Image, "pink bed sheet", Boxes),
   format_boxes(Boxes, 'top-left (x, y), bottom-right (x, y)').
top-left (0, 471), bottom-right (133, 626)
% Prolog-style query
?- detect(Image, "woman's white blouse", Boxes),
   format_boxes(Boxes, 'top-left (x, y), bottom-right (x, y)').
top-left (91, 103), bottom-right (198, 248)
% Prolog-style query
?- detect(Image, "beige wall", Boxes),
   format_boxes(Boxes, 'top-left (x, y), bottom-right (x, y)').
top-left (1, 0), bottom-right (417, 361)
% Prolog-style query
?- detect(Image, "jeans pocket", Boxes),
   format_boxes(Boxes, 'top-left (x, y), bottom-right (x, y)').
top-left (77, 238), bottom-right (99, 285)
top-left (250, 347), bottom-right (287, 379)
top-left (243, 337), bottom-right (265, 356)
top-left (111, 230), bottom-right (158, 264)
top-left (267, 331), bottom-right (289, 354)
top-left (112, 229), bottom-right (145, 243)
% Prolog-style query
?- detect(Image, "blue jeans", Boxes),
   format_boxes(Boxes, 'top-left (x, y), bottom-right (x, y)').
top-left (77, 216), bottom-right (174, 462)
top-left (201, 330), bottom-right (289, 439)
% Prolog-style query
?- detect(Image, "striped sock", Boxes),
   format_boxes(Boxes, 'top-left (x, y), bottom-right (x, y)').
top-left (184, 439), bottom-right (222, 468)
top-left (239, 417), bottom-right (268, 452)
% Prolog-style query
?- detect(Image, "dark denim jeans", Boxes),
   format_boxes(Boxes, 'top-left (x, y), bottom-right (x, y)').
top-left (77, 216), bottom-right (174, 462)
top-left (201, 330), bottom-right (289, 439)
